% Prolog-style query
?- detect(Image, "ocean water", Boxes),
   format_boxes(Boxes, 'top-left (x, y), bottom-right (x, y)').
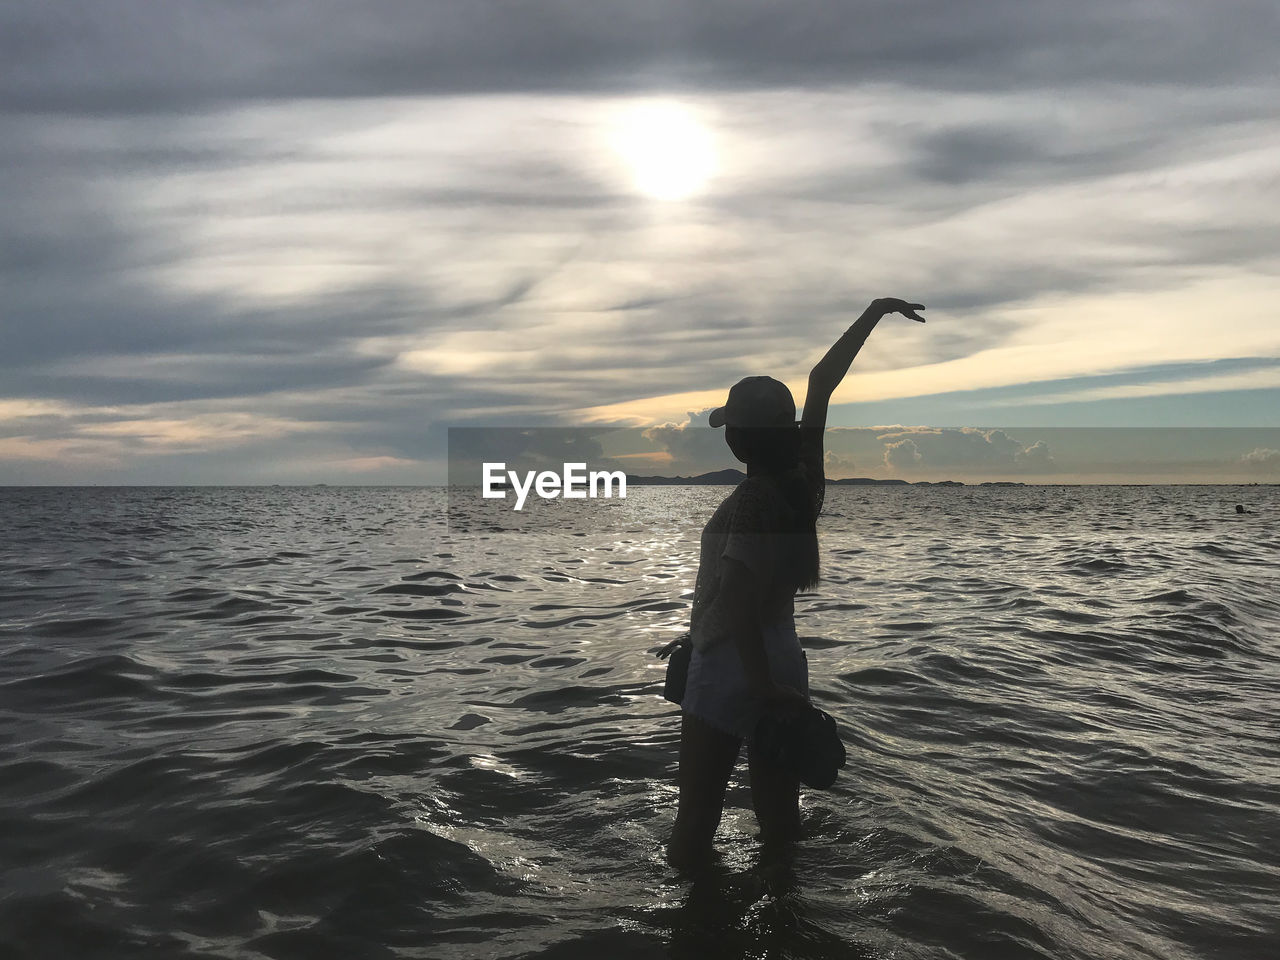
top-left (0, 484), bottom-right (1276, 960)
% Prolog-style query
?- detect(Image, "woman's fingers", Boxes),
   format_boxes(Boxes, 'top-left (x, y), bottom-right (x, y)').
top-left (876, 297), bottom-right (927, 321)
top-left (770, 683), bottom-right (810, 707)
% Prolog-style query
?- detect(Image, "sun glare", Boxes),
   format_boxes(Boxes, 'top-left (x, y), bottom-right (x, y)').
top-left (612, 102), bottom-right (716, 201)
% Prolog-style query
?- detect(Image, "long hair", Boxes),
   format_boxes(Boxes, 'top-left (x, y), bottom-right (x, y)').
top-left (726, 424), bottom-right (821, 592)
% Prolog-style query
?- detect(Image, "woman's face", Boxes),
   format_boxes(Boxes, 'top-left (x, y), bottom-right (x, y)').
top-left (723, 425), bottom-right (753, 466)
top-left (721, 427), bottom-right (757, 471)
top-left (725, 424), bottom-right (801, 469)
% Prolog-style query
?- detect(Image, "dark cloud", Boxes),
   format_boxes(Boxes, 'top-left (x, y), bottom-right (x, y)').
top-left (910, 128), bottom-right (1047, 186)
top-left (3, 2), bottom-right (1279, 483)
top-left (3, 2), bottom-right (1277, 114)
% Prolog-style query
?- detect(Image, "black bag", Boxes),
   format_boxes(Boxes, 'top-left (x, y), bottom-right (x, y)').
top-left (753, 705), bottom-right (847, 790)
top-left (657, 633), bottom-right (692, 704)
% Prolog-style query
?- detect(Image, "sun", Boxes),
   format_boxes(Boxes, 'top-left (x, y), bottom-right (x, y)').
top-left (611, 101), bottom-right (716, 201)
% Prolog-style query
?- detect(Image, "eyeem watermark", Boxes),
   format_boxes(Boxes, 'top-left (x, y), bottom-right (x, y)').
top-left (483, 462), bottom-right (627, 511)
top-left (448, 427), bottom-right (632, 532)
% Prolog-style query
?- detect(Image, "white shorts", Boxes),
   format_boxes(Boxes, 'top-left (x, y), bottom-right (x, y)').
top-left (681, 619), bottom-right (809, 739)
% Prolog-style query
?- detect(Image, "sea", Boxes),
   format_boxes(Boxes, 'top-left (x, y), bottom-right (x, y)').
top-left (0, 484), bottom-right (1276, 960)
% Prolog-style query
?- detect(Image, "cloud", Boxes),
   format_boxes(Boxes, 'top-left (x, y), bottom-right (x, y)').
top-left (634, 419), bottom-right (1058, 477)
top-left (640, 411), bottom-right (735, 471)
top-left (1240, 447), bottom-right (1280, 471)
top-left (3, 2), bottom-right (1277, 115)
top-left (446, 427), bottom-right (630, 488)
top-left (3, 3), bottom-right (1280, 484)
top-left (823, 450), bottom-right (858, 476)
top-left (1016, 439), bottom-right (1054, 467)
top-left (883, 438), bottom-right (923, 470)
top-left (875, 427), bottom-right (1054, 472)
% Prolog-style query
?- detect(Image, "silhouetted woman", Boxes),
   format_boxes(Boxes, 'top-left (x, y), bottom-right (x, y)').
top-left (668, 297), bottom-right (926, 870)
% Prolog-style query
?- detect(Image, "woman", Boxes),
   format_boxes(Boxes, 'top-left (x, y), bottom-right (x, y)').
top-left (668, 296), bottom-right (926, 870)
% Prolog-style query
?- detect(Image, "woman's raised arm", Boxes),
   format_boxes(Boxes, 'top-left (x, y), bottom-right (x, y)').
top-left (800, 297), bottom-right (926, 441)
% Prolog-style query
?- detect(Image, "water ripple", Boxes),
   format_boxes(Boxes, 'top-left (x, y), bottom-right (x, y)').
top-left (0, 484), bottom-right (1276, 959)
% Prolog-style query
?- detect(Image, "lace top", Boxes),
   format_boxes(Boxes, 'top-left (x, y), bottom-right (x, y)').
top-left (688, 445), bottom-right (824, 652)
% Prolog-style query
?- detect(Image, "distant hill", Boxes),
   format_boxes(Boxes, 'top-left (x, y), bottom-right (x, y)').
top-left (625, 471), bottom-right (1012, 487)
top-left (626, 469), bottom-right (746, 485)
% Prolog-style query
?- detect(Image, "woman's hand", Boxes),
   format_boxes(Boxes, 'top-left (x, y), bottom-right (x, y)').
top-left (872, 298), bottom-right (927, 322)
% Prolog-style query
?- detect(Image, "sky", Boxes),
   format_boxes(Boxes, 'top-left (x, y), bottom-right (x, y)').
top-left (2, 1), bottom-right (1278, 485)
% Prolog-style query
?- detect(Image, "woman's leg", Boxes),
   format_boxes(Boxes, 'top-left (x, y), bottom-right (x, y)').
top-left (668, 712), bottom-right (741, 870)
top-left (747, 738), bottom-right (802, 844)
top-left (749, 622), bottom-right (805, 845)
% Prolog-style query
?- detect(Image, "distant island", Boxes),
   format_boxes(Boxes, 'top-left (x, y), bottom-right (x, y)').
top-left (625, 470), bottom-right (1025, 487)
top-left (625, 469), bottom-right (748, 485)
